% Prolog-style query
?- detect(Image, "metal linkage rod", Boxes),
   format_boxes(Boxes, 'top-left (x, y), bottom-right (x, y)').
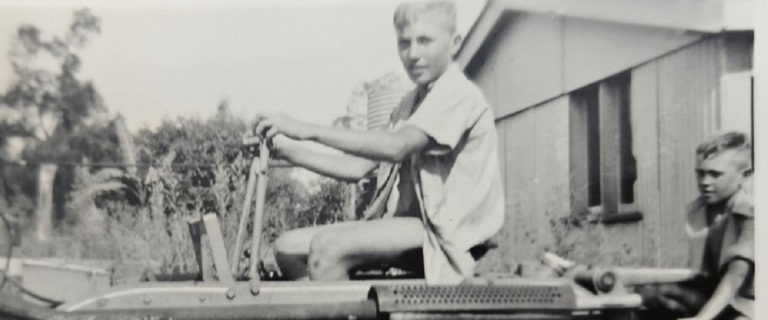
top-left (249, 142), bottom-right (270, 292)
top-left (231, 157), bottom-right (261, 277)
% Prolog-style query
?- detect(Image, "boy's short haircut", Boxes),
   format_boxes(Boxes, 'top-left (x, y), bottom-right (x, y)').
top-left (393, 0), bottom-right (457, 34)
top-left (695, 131), bottom-right (752, 170)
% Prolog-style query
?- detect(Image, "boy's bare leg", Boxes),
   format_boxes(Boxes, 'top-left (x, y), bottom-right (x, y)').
top-left (273, 217), bottom-right (424, 280)
top-left (273, 224), bottom-right (331, 280)
top-left (308, 217), bottom-right (424, 280)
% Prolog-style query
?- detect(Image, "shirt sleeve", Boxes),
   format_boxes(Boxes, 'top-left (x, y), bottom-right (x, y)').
top-left (404, 89), bottom-right (486, 153)
top-left (722, 215), bottom-right (755, 267)
top-left (726, 190), bottom-right (754, 262)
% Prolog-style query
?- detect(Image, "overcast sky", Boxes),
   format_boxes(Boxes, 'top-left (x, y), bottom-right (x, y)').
top-left (0, 0), bottom-right (486, 132)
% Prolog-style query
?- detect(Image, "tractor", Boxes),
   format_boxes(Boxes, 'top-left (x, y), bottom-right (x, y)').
top-left (0, 139), bottom-right (699, 320)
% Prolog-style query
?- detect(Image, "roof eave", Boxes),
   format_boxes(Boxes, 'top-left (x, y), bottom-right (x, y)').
top-left (458, 0), bottom-right (754, 70)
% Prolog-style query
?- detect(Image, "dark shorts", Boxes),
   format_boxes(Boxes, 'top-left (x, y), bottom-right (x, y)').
top-left (351, 248), bottom-right (425, 279)
top-left (635, 278), bottom-right (723, 320)
top-left (390, 248), bottom-right (425, 275)
top-left (352, 242), bottom-right (494, 279)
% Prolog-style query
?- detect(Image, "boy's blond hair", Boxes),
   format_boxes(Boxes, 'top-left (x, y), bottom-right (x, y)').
top-left (696, 131), bottom-right (752, 171)
top-left (393, 0), bottom-right (457, 34)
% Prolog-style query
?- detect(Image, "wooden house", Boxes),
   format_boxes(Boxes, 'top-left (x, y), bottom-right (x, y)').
top-left (456, 0), bottom-right (754, 271)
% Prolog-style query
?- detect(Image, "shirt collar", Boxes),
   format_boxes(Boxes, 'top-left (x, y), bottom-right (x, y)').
top-left (728, 187), bottom-right (753, 217)
top-left (418, 63), bottom-right (460, 93)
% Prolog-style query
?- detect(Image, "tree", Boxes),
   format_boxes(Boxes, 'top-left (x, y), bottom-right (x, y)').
top-left (0, 9), bottom-right (121, 236)
top-left (1, 8), bottom-right (108, 161)
top-left (133, 101), bottom-right (252, 215)
top-left (302, 177), bottom-right (348, 227)
top-left (131, 102), bottom-right (314, 244)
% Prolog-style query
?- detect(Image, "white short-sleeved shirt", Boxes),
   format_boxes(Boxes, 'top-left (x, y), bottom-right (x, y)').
top-left (389, 63), bottom-right (506, 284)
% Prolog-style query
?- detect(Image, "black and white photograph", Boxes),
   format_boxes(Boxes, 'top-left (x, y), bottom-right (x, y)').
top-left (0, 0), bottom-right (763, 319)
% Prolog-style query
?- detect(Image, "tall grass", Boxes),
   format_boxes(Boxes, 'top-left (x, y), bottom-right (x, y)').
top-left (17, 150), bottom-right (359, 283)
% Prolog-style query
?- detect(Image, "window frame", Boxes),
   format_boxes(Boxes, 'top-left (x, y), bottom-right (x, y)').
top-left (569, 72), bottom-right (642, 224)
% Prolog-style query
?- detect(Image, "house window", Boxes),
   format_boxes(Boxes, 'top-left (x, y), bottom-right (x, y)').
top-left (570, 72), bottom-right (639, 222)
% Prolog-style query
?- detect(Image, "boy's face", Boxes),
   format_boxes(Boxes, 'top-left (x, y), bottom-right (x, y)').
top-left (695, 150), bottom-right (749, 204)
top-left (396, 15), bottom-right (461, 85)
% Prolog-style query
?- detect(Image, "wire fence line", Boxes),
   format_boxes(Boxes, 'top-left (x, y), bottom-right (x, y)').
top-left (0, 160), bottom-right (293, 169)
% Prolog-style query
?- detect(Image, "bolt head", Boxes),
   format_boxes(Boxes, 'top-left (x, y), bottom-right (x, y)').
top-left (226, 288), bottom-right (236, 300)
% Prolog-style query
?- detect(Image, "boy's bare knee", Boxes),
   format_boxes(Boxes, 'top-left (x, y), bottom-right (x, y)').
top-left (273, 235), bottom-right (292, 256)
top-left (274, 231), bottom-right (306, 255)
top-left (308, 232), bottom-right (347, 277)
top-left (309, 232), bottom-right (343, 262)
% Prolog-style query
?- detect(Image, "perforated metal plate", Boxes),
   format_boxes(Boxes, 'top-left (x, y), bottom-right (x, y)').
top-left (371, 281), bottom-right (576, 313)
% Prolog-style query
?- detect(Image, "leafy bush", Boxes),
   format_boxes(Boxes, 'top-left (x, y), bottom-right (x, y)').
top-left (15, 104), bottom-right (359, 282)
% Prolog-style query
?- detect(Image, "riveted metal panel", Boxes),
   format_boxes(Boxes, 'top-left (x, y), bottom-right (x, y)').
top-left (371, 282), bottom-right (575, 313)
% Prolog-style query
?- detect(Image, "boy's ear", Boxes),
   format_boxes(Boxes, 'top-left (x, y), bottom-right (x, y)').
top-left (451, 34), bottom-right (463, 57)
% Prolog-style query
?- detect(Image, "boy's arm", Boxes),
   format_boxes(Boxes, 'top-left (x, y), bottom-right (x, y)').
top-left (274, 135), bottom-right (378, 182)
top-left (255, 113), bottom-right (431, 162)
top-left (678, 259), bottom-right (751, 320)
top-left (309, 125), bottom-right (430, 162)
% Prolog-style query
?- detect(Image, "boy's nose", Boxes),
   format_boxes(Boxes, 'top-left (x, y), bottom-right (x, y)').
top-left (407, 44), bottom-right (422, 60)
top-left (407, 52), bottom-right (419, 62)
